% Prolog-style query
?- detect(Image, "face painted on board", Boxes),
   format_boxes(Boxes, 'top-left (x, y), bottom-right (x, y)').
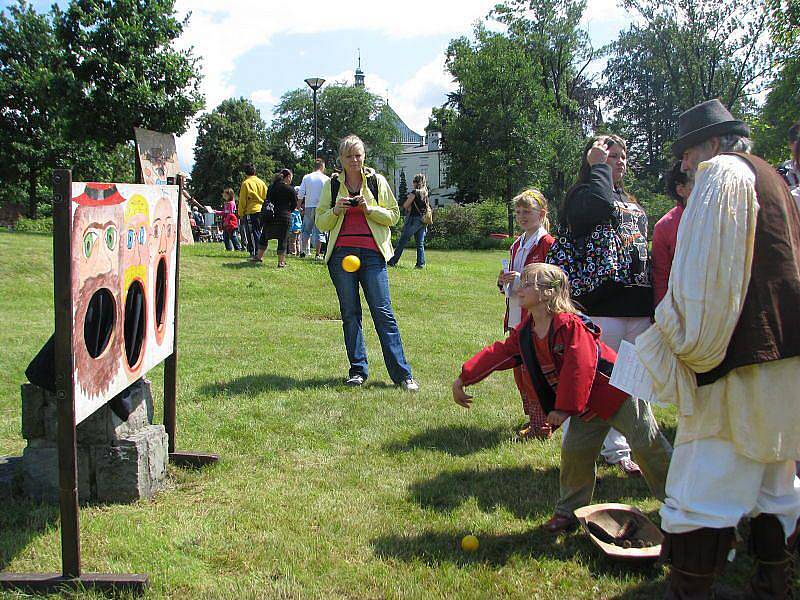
top-left (71, 199), bottom-right (125, 398)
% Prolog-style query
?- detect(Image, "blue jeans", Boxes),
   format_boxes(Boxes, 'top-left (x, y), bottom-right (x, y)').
top-left (245, 214), bottom-right (262, 256)
top-left (223, 228), bottom-right (242, 251)
top-left (301, 207), bottom-right (323, 251)
top-left (389, 215), bottom-right (426, 267)
top-left (327, 247), bottom-right (413, 383)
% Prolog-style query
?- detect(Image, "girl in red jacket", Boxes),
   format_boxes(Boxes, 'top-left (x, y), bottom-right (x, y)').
top-left (498, 189), bottom-right (555, 440)
top-left (453, 263), bottom-right (672, 533)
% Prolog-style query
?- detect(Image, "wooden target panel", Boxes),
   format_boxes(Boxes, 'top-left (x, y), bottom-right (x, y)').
top-left (70, 182), bottom-right (179, 424)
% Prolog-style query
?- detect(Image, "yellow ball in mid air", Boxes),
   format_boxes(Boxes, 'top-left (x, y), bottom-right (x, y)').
top-left (461, 534), bottom-right (479, 553)
top-left (342, 255), bottom-right (361, 273)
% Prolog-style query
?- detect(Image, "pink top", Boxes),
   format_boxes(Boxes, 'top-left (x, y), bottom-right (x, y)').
top-left (651, 204), bottom-right (684, 308)
top-left (334, 208), bottom-right (379, 252)
top-left (215, 200), bottom-right (237, 216)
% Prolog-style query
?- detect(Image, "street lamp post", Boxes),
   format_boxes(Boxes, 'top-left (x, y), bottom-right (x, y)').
top-left (304, 77), bottom-right (325, 160)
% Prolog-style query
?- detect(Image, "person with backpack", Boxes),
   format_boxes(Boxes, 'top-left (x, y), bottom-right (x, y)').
top-left (315, 135), bottom-right (419, 391)
top-left (217, 188), bottom-right (242, 251)
top-left (387, 173), bottom-right (430, 269)
top-left (453, 263), bottom-right (672, 534)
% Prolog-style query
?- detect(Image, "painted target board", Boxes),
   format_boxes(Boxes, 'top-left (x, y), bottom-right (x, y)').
top-left (71, 181), bottom-right (179, 424)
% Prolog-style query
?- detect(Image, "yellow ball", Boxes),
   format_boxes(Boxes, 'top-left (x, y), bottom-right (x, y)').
top-left (342, 254), bottom-right (361, 273)
top-left (461, 534), bottom-right (479, 553)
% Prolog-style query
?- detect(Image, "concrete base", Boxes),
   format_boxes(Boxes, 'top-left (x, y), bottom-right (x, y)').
top-left (19, 380), bottom-right (168, 503)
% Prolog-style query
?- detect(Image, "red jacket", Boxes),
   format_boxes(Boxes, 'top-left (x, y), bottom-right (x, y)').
top-left (503, 232), bottom-right (555, 331)
top-left (651, 204), bottom-right (684, 308)
top-left (460, 312), bottom-right (627, 420)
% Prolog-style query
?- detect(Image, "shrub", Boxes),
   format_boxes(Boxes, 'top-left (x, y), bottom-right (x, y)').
top-left (418, 199), bottom-right (511, 250)
top-left (14, 217), bottom-right (53, 234)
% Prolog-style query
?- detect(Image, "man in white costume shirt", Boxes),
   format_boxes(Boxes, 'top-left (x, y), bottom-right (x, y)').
top-left (297, 158), bottom-right (330, 259)
top-left (635, 99), bottom-right (800, 598)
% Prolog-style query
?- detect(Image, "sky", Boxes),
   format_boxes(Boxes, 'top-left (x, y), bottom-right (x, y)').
top-left (3, 0), bottom-right (633, 172)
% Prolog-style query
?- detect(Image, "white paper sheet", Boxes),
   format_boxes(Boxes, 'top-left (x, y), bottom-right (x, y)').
top-left (610, 340), bottom-right (662, 405)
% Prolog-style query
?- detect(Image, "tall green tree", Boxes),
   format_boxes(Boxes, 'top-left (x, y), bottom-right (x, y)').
top-left (0, 0), bottom-right (203, 217)
top-left (444, 24), bottom-right (556, 233)
top-left (604, 0), bottom-right (777, 177)
top-left (753, 0), bottom-right (800, 162)
top-left (190, 98), bottom-right (275, 205)
top-left (0, 1), bottom-right (69, 217)
top-left (269, 83), bottom-right (399, 175)
top-left (484, 0), bottom-right (598, 210)
top-left (55, 0), bottom-right (203, 147)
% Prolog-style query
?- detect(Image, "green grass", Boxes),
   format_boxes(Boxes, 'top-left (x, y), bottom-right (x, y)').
top-left (0, 232), bottom-right (763, 599)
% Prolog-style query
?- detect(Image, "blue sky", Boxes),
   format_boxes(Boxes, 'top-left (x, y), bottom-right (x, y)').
top-left (2, 0), bottom-right (632, 171)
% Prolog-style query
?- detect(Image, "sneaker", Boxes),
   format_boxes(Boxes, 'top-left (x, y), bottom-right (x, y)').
top-left (345, 374), bottom-right (365, 387)
top-left (314, 254), bottom-right (324, 261)
top-left (299, 252), bottom-right (306, 258)
top-left (613, 457), bottom-right (642, 478)
top-left (399, 378), bottom-right (419, 392)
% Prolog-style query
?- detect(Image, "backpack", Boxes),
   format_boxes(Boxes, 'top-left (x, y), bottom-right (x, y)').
top-left (222, 212), bottom-right (239, 233)
top-left (329, 171), bottom-right (380, 207)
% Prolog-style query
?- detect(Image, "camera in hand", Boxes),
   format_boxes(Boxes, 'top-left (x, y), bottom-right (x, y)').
top-left (347, 196), bottom-right (360, 207)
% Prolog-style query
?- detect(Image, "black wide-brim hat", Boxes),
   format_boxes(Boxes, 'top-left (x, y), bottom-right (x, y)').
top-left (672, 99), bottom-right (750, 157)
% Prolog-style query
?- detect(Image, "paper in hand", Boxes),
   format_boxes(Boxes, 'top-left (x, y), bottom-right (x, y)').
top-left (610, 340), bottom-right (662, 405)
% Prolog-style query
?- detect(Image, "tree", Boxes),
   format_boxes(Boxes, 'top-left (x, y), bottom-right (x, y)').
top-left (0, 0), bottom-right (203, 216)
top-left (602, 0), bottom-right (778, 179)
top-left (190, 98), bottom-right (275, 205)
top-left (398, 170), bottom-right (408, 200)
top-left (269, 83), bottom-right (399, 175)
top-left (487, 0), bottom-right (599, 209)
top-left (55, 0), bottom-right (203, 147)
top-left (444, 24), bottom-right (556, 233)
top-left (753, 0), bottom-right (800, 162)
top-left (0, 1), bottom-right (69, 217)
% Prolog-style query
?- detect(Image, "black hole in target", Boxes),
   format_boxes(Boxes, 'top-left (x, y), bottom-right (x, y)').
top-left (155, 257), bottom-right (167, 327)
top-left (124, 280), bottom-right (146, 368)
top-left (84, 288), bottom-right (115, 358)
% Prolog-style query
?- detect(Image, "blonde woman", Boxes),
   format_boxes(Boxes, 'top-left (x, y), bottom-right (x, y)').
top-left (387, 173), bottom-right (429, 268)
top-left (498, 189), bottom-right (554, 440)
top-left (453, 263), bottom-right (672, 534)
top-left (315, 135), bottom-right (419, 391)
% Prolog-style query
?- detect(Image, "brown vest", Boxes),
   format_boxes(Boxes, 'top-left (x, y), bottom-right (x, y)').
top-left (697, 152), bottom-right (800, 386)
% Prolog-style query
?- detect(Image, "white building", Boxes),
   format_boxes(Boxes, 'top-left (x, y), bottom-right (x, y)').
top-left (354, 55), bottom-right (457, 206)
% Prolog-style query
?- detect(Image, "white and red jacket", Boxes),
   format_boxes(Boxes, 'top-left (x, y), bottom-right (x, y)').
top-left (503, 231), bottom-right (554, 331)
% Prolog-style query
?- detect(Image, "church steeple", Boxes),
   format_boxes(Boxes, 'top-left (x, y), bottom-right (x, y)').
top-left (354, 49), bottom-right (365, 88)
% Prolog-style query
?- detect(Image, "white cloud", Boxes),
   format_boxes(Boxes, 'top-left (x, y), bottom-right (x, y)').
top-left (172, 0), bottom-right (628, 171)
top-left (251, 89), bottom-right (278, 105)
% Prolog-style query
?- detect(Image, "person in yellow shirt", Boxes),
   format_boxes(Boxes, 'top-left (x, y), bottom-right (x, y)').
top-left (238, 163), bottom-right (267, 257)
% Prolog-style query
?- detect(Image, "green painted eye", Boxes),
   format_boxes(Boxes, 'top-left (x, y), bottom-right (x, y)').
top-left (105, 226), bottom-right (117, 250)
top-left (82, 231), bottom-right (98, 258)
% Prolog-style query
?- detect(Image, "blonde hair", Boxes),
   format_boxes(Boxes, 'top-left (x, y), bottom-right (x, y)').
top-left (521, 263), bottom-right (578, 315)
top-left (513, 188), bottom-right (550, 232)
top-left (338, 134), bottom-right (366, 160)
top-left (412, 173), bottom-right (429, 203)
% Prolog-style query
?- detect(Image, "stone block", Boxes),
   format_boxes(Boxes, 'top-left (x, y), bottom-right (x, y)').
top-left (22, 444), bottom-right (92, 503)
top-left (95, 425), bottom-right (168, 503)
top-left (77, 379), bottom-right (154, 445)
top-left (21, 383), bottom-right (46, 439)
top-left (0, 456), bottom-right (22, 500)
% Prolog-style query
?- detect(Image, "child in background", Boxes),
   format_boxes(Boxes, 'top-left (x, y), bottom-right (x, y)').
top-left (217, 188), bottom-right (243, 251)
top-left (453, 263), bottom-right (672, 533)
top-left (288, 207), bottom-right (303, 256)
top-left (497, 189), bottom-right (554, 440)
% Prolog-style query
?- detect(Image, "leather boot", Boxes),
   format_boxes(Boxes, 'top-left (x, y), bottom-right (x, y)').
top-left (747, 514), bottom-right (797, 599)
top-left (662, 527), bottom-right (736, 599)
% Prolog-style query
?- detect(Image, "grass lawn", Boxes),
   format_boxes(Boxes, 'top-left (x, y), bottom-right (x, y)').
top-left (0, 231), bottom-right (768, 599)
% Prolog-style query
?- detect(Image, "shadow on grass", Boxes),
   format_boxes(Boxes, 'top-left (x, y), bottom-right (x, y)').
top-left (220, 261), bottom-right (262, 269)
top-left (0, 495), bottom-right (59, 571)
top-left (410, 465), bottom-right (654, 521)
top-left (200, 373), bottom-right (344, 395)
top-left (372, 525), bottom-right (664, 581)
top-left (384, 425), bottom-right (509, 457)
